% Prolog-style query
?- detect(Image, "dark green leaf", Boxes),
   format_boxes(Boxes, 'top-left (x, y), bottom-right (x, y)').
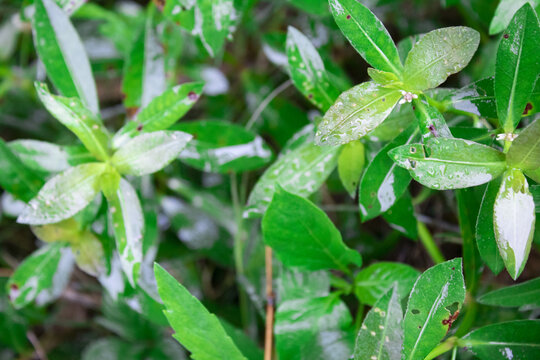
top-left (442, 77), bottom-right (497, 119)
top-left (412, 97), bottom-right (452, 140)
top-left (383, 191), bottom-right (418, 240)
top-left (507, 118), bottom-right (540, 170)
top-left (478, 276), bottom-right (540, 308)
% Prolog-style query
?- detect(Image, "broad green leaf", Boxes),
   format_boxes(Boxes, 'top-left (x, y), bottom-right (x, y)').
top-left (402, 258), bottom-right (465, 360)
top-left (262, 186), bottom-right (362, 272)
top-left (507, 118), bottom-right (540, 170)
top-left (329, 0), bottom-right (402, 75)
top-left (354, 262), bottom-right (419, 306)
top-left (478, 276), bottom-right (540, 307)
top-left (354, 285), bottom-right (403, 360)
top-left (368, 68), bottom-right (402, 87)
top-left (0, 138), bottom-right (44, 202)
top-left (154, 264), bottom-right (247, 360)
top-left (33, 0), bottom-right (99, 114)
top-left (17, 163), bottom-right (106, 225)
top-left (338, 140), bottom-right (365, 197)
top-left (412, 97), bottom-right (452, 140)
top-left (194, 0), bottom-right (237, 57)
top-left (389, 138), bottom-right (506, 190)
top-left (8, 243), bottom-right (74, 309)
top-left (460, 320), bottom-right (540, 359)
top-left (31, 218), bottom-right (80, 244)
top-left (359, 124), bottom-right (418, 221)
top-left (220, 320), bottom-right (264, 360)
top-left (494, 169), bottom-right (535, 279)
top-left (105, 179), bottom-right (144, 286)
top-left (277, 267), bottom-right (330, 304)
top-left (316, 82), bottom-right (402, 146)
top-left (275, 296), bottom-right (354, 360)
top-left (36, 83), bottom-right (110, 161)
top-left (489, 0), bottom-right (540, 35)
top-left (286, 26), bottom-right (340, 111)
top-left (174, 120), bottom-right (273, 174)
top-left (403, 27), bottom-right (480, 91)
top-left (495, 4), bottom-right (540, 132)
top-left (112, 131), bottom-right (192, 176)
top-left (113, 82), bottom-right (204, 148)
top-left (441, 77), bottom-right (498, 119)
top-left (382, 191), bottom-right (418, 240)
top-left (245, 141), bottom-right (339, 218)
top-left (476, 178), bottom-right (505, 275)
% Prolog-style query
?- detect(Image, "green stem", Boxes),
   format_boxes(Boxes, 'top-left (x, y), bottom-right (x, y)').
top-left (354, 302), bottom-right (365, 332)
top-left (417, 221), bottom-right (445, 264)
top-left (424, 336), bottom-right (458, 360)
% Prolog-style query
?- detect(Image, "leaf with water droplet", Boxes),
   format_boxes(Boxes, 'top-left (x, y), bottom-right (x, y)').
top-left (442, 77), bottom-right (498, 119)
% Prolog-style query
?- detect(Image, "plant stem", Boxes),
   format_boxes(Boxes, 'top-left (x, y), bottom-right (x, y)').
top-left (417, 221), bottom-right (445, 264)
top-left (424, 336), bottom-right (458, 360)
top-left (245, 79), bottom-right (292, 131)
top-left (354, 302), bottom-right (365, 332)
top-left (264, 246), bottom-right (274, 360)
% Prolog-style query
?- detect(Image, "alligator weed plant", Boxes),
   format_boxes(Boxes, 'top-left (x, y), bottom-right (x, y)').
top-left (0, 0), bottom-right (540, 359)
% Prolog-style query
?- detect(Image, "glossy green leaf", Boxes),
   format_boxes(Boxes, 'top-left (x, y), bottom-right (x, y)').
top-left (286, 26), bottom-right (340, 111)
top-left (262, 186), bottom-right (362, 272)
top-left (245, 141), bottom-right (339, 218)
top-left (275, 296), bottom-right (354, 360)
top-left (532, 185), bottom-right (540, 212)
top-left (412, 97), bottom-right (452, 140)
top-left (478, 276), bottom-right (540, 307)
top-left (33, 0), bottom-right (99, 114)
top-left (17, 163), bottom-right (106, 225)
top-left (476, 178), bottom-right (505, 275)
top-left (493, 169), bottom-right (535, 279)
top-left (360, 124), bottom-right (418, 221)
top-left (403, 27), bottom-right (480, 91)
top-left (354, 285), bottom-right (403, 360)
top-left (329, 0), bottom-right (402, 75)
top-left (154, 263), bottom-right (247, 360)
top-left (8, 243), bottom-right (74, 309)
top-left (441, 77), bottom-right (498, 119)
top-left (495, 4), bottom-right (540, 132)
top-left (389, 138), bottom-right (506, 190)
top-left (507, 118), bottom-right (540, 170)
top-left (194, 0), bottom-right (237, 57)
top-left (220, 320), bottom-right (264, 360)
top-left (368, 68), bottom-right (402, 87)
top-left (36, 83), bottom-right (110, 161)
top-left (354, 262), bottom-right (419, 306)
top-left (369, 103), bottom-right (415, 142)
top-left (460, 320), bottom-right (540, 359)
top-left (277, 267), bottom-right (330, 304)
top-left (489, 0), bottom-right (540, 35)
top-left (338, 140), bottom-right (365, 197)
top-left (402, 258), bottom-right (465, 360)
top-left (316, 82), bottom-right (402, 146)
top-left (112, 131), bottom-right (192, 176)
top-left (175, 120), bottom-right (273, 174)
top-left (383, 191), bottom-right (418, 240)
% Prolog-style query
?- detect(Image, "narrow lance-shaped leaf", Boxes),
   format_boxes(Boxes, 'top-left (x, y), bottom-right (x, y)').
top-left (389, 138), bottom-right (506, 190)
top-left (17, 163), bottom-right (106, 225)
top-left (403, 26), bottom-right (479, 91)
top-left (493, 169), bottom-right (535, 280)
top-left (286, 26), bottom-right (340, 111)
top-left (338, 140), bottom-right (365, 197)
top-left (402, 258), bottom-right (466, 360)
top-left (354, 285), bottom-right (403, 360)
top-left (33, 0), bottom-right (99, 114)
top-left (478, 276), bottom-right (540, 308)
top-left (329, 0), bottom-right (402, 75)
top-left (316, 81), bottom-right (402, 146)
top-left (262, 186), bottom-right (362, 272)
top-left (507, 118), bottom-right (540, 170)
top-left (495, 4), bottom-right (540, 132)
top-left (489, 0), bottom-right (540, 35)
top-left (154, 264), bottom-right (247, 360)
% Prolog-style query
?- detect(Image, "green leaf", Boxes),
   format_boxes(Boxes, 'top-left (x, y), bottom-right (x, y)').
top-left (112, 131), bottom-right (192, 176)
top-left (478, 276), bottom-right (540, 307)
top-left (7, 243), bottom-right (74, 309)
top-left (105, 179), bottom-right (144, 286)
top-left (17, 163), bottom-right (106, 225)
top-left (277, 267), bottom-right (330, 304)
top-left (154, 263), bottom-right (247, 360)
top-left (36, 83), bottom-right (111, 161)
top-left (359, 124), bottom-right (418, 221)
top-left (368, 68), bottom-right (402, 87)
top-left (507, 118), bottom-right (540, 170)
top-left (275, 296), bottom-right (354, 360)
top-left (441, 77), bottom-right (497, 119)
top-left (493, 169), bottom-right (535, 280)
top-left (195, 0), bottom-right (237, 57)
top-left (476, 178), bottom-right (505, 275)
top-left (262, 186), bottom-right (362, 272)
top-left (329, 0), bottom-right (402, 75)
top-left (33, 0), bottom-right (99, 114)
top-left (354, 262), bottom-right (419, 307)
top-left (383, 191), bottom-right (418, 240)
top-left (389, 138), bottom-right (507, 190)
top-left (495, 4), bottom-right (540, 132)
top-left (338, 140), bottom-right (365, 197)
top-left (220, 320), bottom-right (264, 360)
top-left (402, 258), bottom-right (466, 360)
top-left (489, 0), bottom-right (540, 35)
top-left (354, 285), bottom-right (403, 360)
top-left (245, 141), bottom-right (339, 218)
top-left (71, 231), bottom-right (107, 277)
top-left (532, 185), bottom-right (540, 212)
top-left (174, 120), bottom-right (273, 174)
top-left (316, 82), bottom-right (402, 146)
top-left (113, 82), bottom-right (204, 148)
top-left (286, 26), bottom-right (340, 111)
top-left (403, 27), bottom-right (480, 91)
top-left (412, 97), bottom-right (452, 140)
top-left (460, 320), bottom-right (540, 359)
